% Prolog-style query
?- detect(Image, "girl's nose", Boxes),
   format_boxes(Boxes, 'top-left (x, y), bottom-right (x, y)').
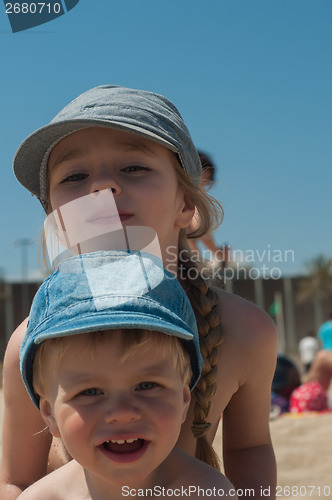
top-left (89, 170), bottom-right (122, 195)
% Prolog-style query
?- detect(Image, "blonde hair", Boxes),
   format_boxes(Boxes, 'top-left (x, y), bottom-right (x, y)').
top-left (33, 329), bottom-right (192, 398)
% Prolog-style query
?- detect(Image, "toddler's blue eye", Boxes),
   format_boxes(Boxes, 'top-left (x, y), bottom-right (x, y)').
top-left (80, 388), bottom-right (101, 396)
top-left (136, 382), bottom-right (156, 391)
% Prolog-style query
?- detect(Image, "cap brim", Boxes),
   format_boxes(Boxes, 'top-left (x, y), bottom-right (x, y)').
top-left (21, 311), bottom-right (201, 408)
top-left (14, 119), bottom-right (178, 199)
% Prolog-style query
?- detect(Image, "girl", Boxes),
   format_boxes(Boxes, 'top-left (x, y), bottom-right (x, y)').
top-left (1, 85), bottom-right (277, 499)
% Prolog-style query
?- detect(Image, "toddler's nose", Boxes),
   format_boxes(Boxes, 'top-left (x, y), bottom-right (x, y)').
top-left (104, 395), bottom-right (141, 424)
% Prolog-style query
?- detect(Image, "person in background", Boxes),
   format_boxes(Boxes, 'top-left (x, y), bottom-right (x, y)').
top-left (298, 331), bottom-right (319, 373)
top-left (188, 151), bottom-right (231, 272)
top-left (305, 349), bottom-right (332, 393)
top-left (318, 313), bottom-right (332, 350)
top-left (271, 354), bottom-right (301, 413)
top-left (188, 151), bottom-right (219, 255)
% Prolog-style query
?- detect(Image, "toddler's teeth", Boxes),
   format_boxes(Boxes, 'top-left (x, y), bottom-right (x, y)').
top-left (108, 438), bottom-right (140, 444)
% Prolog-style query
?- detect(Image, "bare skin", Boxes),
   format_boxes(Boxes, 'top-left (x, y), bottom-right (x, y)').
top-left (17, 448), bottom-right (237, 500)
top-left (0, 288), bottom-right (277, 499)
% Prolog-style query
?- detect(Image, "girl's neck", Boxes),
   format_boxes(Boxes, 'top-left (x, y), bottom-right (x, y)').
top-left (162, 243), bottom-right (179, 277)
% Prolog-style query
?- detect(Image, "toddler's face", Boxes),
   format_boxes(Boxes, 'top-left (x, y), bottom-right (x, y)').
top-left (39, 331), bottom-right (191, 489)
top-left (47, 128), bottom-right (194, 254)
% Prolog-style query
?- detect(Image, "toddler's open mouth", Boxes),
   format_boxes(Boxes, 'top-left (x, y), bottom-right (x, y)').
top-left (102, 437), bottom-right (145, 454)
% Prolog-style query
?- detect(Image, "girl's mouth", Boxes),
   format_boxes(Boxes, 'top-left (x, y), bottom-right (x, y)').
top-left (87, 213), bottom-right (120, 225)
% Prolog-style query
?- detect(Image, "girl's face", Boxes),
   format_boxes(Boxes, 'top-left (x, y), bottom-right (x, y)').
top-left (48, 128), bottom-right (194, 256)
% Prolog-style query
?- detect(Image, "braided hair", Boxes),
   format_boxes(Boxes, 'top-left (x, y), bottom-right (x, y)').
top-left (172, 156), bottom-right (224, 469)
top-left (178, 243), bottom-right (223, 470)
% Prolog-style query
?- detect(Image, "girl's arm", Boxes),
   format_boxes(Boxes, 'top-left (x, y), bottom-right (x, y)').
top-left (0, 319), bottom-right (52, 500)
top-left (220, 296), bottom-right (278, 499)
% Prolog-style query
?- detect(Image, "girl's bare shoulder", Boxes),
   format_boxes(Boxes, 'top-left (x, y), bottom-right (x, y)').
top-left (213, 285), bottom-right (277, 345)
top-left (2, 318), bottom-right (29, 393)
top-left (4, 317), bottom-right (29, 365)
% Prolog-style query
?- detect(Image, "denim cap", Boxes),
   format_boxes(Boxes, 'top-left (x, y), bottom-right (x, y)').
top-left (13, 84), bottom-right (202, 208)
top-left (20, 250), bottom-right (202, 408)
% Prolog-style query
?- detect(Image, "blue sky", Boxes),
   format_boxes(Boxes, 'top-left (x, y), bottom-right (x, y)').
top-left (0, 0), bottom-right (331, 280)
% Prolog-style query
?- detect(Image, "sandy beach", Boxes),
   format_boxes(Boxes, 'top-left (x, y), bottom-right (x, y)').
top-left (1, 389), bottom-right (331, 499)
top-left (269, 412), bottom-right (332, 499)
top-left (212, 410), bottom-right (332, 499)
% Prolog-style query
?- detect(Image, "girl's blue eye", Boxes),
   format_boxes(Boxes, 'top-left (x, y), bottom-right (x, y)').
top-left (123, 166), bottom-right (148, 172)
top-left (136, 382), bottom-right (157, 391)
top-left (61, 173), bottom-right (88, 183)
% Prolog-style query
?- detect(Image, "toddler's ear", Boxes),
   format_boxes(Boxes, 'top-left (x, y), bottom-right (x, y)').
top-left (39, 397), bottom-right (61, 438)
top-left (181, 385), bottom-right (191, 424)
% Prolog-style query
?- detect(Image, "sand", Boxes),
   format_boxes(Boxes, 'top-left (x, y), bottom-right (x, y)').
top-left (212, 411), bottom-right (332, 499)
top-left (1, 390), bottom-right (331, 499)
top-left (269, 413), bottom-right (332, 499)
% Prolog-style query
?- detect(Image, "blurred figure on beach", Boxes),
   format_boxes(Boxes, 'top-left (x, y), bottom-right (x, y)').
top-left (270, 353), bottom-right (331, 414)
top-left (305, 349), bottom-right (332, 393)
top-left (188, 151), bottom-right (230, 271)
top-left (289, 346), bottom-right (332, 413)
top-left (188, 151), bottom-right (219, 255)
top-left (298, 331), bottom-right (319, 373)
top-left (271, 354), bottom-right (301, 413)
top-left (318, 313), bottom-right (332, 350)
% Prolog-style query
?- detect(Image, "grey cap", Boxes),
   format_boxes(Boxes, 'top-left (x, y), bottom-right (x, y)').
top-left (13, 85), bottom-right (202, 206)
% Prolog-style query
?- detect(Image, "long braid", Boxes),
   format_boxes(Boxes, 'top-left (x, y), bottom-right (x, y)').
top-left (178, 244), bottom-right (224, 470)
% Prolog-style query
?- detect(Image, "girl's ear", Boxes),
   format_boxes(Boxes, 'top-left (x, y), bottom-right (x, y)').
top-left (39, 397), bottom-right (61, 438)
top-left (175, 194), bottom-right (196, 230)
top-left (181, 385), bottom-right (191, 424)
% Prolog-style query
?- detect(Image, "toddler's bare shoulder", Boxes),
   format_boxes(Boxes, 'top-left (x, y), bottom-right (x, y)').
top-left (17, 477), bottom-right (58, 500)
top-left (173, 450), bottom-right (236, 496)
top-left (18, 463), bottom-right (81, 500)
